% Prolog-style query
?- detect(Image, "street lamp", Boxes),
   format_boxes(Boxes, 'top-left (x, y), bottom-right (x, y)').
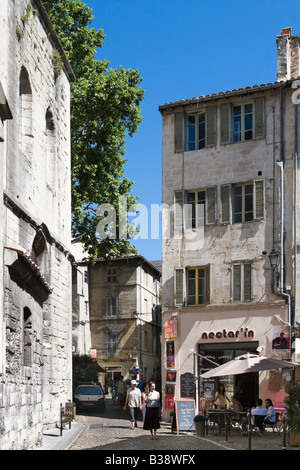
top-left (268, 248), bottom-right (279, 269)
top-left (268, 248), bottom-right (279, 291)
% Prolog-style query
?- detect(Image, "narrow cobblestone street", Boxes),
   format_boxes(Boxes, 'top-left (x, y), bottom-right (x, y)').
top-left (70, 399), bottom-right (231, 452)
top-left (69, 399), bottom-right (299, 454)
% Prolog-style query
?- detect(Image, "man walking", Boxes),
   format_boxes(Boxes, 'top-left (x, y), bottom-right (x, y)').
top-left (124, 380), bottom-right (142, 429)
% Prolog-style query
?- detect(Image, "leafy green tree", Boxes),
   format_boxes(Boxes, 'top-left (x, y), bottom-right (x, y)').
top-left (43, 0), bottom-right (144, 259)
top-left (72, 354), bottom-right (102, 393)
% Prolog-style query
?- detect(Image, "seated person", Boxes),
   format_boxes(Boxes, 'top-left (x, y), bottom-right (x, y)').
top-left (264, 398), bottom-right (276, 425)
top-left (251, 398), bottom-right (267, 427)
top-left (230, 396), bottom-right (243, 412)
top-left (229, 396), bottom-right (243, 423)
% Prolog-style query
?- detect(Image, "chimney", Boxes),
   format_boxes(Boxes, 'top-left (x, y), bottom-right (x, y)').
top-left (276, 27), bottom-right (300, 81)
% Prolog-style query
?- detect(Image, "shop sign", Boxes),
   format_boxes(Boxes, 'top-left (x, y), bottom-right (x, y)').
top-left (165, 320), bottom-right (177, 338)
top-left (90, 349), bottom-right (97, 361)
top-left (201, 328), bottom-right (254, 340)
top-left (165, 395), bottom-right (174, 410)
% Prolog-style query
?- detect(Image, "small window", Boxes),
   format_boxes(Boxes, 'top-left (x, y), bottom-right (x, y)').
top-left (107, 267), bottom-right (117, 283)
top-left (106, 297), bottom-right (117, 317)
top-left (232, 262), bottom-right (252, 303)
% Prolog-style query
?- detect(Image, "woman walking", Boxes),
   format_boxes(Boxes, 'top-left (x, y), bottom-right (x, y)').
top-left (143, 382), bottom-right (160, 439)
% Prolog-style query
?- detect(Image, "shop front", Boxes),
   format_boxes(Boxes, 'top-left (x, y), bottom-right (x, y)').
top-left (161, 304), bottom-right (291, 421)
top-left (198, 342), bottom-right (259, 411)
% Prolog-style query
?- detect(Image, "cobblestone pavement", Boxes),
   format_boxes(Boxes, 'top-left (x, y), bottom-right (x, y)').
top-left (70, 399), bottom-right (299, 452)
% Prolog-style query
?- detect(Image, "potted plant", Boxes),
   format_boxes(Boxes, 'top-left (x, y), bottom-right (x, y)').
top-left (194, 413), bottom-right (206, 437)
top-left (284, 379), bottom-right (300, 446)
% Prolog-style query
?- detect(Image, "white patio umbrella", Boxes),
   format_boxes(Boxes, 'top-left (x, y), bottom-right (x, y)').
top-left (200, 353), bottom-right (298, 379)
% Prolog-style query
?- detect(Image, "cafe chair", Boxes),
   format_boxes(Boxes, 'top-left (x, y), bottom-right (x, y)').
top-left (253, 415), bottom-right (265, 435)
top-left (263, 412), bottom-right (282, 435)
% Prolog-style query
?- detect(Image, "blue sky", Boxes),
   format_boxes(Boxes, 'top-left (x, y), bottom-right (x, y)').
top-left (86, 0), bottom-right (300, 261)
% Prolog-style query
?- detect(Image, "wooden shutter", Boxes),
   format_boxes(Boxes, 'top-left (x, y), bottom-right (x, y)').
top-left (174, 267), bottom-right (185, 306)
top-left (206, 106), bottom-right (217, 147)
top-left (205, 265), bottom-right (210, 304)
top-left (174, 113), bottom-right (184, 153)
top-left (174, 190), bottom-right (184, 229)
top-left (254, 179), bottom-right (264, 219)
top-left (243, 263), bottom-right (252, 302)
top-left (221, 184), bottom-right (231, 224)
top-left (233, 264), bottom-right (241, 302)
top-left (206, 186), bottom-right (217, 225)
top-left (220, 103), bottom-right (230, 145)
top-left (254, 97), bottom-right (264, 139)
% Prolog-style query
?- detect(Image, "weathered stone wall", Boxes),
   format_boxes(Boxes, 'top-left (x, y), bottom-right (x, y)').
top-left (160, 80), bottom-right (300, 417)
top-left (0, 0), bottom-right (73, 449)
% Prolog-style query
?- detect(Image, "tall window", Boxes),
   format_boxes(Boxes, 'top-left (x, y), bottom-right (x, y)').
top-left (186, 112), bottom-right (206, 150)
top-left (106, 297), bottom-right (117, 317)
top-left (106, 330), bottom-right (118, 358)
top-left (233, 103), bottom-right (253, 142)
top-left (23, 307), bottom-right (32, 367)
top-left (232, 262), bottom-right (252, 303)
top-left (187, 266), bottom-right (210, 306)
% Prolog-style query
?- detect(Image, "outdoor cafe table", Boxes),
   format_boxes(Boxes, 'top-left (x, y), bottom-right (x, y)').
top-left (206, 409), bottom-right (248, 435)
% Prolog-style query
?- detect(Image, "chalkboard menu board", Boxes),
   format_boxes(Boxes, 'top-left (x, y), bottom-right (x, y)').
top-left (180, 372), bottom-right (194, 398)
top-left (173, 400), bottom-right (196, 434)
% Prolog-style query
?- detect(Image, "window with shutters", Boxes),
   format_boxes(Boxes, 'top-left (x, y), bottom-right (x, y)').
top-left (106, 297), bottom-right (117, 317)
top-left (187, 266), bottom-right (210, 306)
top-left (221, 180), bottom-right (264, 224)
top-left (106, 330), bottom-right (118, 358)
top-left (174, 107), bottom-right (216, 153)
top-left (233, 103), bottom-right (253, 142)
top-left (174, 266), bottom-right (210, 306)
top-left (220, 97), bottom-right (264, 145)
top-left (232, 262), bottom-right (252, 303)
top-left (174, 187), bottom-right (217, 229)
top-left (187, 188), bottom-right (216, 227)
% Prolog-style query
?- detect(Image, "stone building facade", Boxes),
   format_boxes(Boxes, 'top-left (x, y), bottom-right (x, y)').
top-left (71, 241), bottom-right (91, 356)
top-left (159, 28), bottom-right (300, 420)
top-left (0, 0), bottom-right (74, 449)
top-left (89, 256), bottom-right (161, 391)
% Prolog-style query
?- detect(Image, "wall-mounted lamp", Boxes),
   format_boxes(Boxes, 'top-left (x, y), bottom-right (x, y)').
top-left (268, 248), bottom-right (279, 290)
top-left (268, 248), bottom-right (279, 269)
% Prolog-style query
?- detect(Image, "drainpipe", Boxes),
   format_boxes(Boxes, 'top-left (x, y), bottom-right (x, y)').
top-left (294, 103), bottom-right (298, 332)
top-left (277, 160), bottom-right (291, 326)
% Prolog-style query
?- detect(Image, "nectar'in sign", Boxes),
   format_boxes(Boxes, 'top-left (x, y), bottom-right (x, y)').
top-left (201, 328), bottom-right (254, 340)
